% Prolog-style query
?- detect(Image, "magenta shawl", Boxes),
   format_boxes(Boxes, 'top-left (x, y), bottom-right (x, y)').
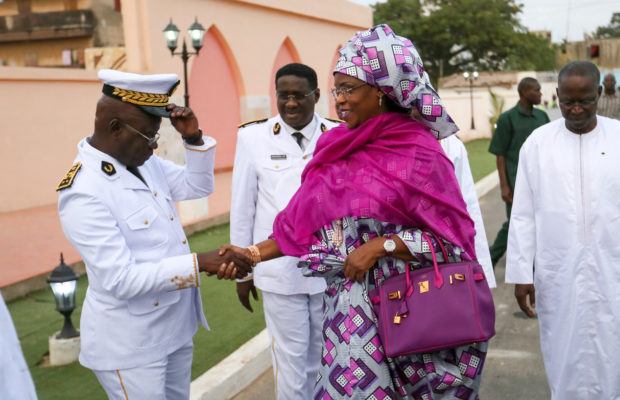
top-left (272, 112), bottom-right (476, 258)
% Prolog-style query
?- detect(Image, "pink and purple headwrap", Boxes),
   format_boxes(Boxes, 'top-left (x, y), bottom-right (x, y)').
top-left (335, 24), bottom-right (458, 139)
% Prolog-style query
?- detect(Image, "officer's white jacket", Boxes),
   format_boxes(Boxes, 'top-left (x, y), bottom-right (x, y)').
top-left (230, 114), bottom-right (339, 295)
top-left (58, 136), bottom-right (215, 371)
top-left (440, 135), bottom-right (496, 288)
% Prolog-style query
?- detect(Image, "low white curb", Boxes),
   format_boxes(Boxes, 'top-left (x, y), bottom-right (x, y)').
top-left (475, 170), bottom-right (499, 199)
top-left (190, 171), bottom-right (500, 400)
top-left (190, 329), bottom-right (272, 400)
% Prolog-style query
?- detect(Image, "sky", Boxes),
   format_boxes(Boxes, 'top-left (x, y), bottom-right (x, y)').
top-left (348, 0), bottom-right (619, 43)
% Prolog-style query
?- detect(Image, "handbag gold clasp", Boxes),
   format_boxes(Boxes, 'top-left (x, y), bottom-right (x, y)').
top-left (388, 291), bottom-right (401, 300)
top-left (454, 274), bottom-right (465, 281)
top-left (418, 280), bottom-right (429, 293)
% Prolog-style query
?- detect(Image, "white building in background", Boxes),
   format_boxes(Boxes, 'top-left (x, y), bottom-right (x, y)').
top-left (438, 70), bottom-right (561, 142)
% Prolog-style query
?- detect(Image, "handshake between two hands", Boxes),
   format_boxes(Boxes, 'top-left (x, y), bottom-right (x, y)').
top-left (196, 245), bottom-right (253, 280)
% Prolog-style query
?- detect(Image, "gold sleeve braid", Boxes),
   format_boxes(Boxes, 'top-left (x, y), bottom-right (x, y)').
top-left (169, 254), bottom-right (200, 290)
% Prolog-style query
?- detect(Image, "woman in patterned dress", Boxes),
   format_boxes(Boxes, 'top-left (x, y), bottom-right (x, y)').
top-left (224, 25), bottom-right (490, 399)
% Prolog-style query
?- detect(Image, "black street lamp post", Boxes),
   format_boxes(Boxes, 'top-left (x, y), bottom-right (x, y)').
top-left (463, 71), bottom-right (479, 130)
top-left (163, 18), bottom-right (206, 107)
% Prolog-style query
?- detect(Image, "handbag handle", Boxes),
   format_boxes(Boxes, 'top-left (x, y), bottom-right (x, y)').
top-left (403, 232), bottom-right (446, 296)
top-left (420, 232), bottom-right (444, 289)
top-left (429, 232), bottom-right (450, 261)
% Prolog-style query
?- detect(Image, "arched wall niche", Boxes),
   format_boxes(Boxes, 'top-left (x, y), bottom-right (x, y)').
top-left (269, 37), bottom-right (301, 116)
top-left (189, 24), bottom-right (244, 169)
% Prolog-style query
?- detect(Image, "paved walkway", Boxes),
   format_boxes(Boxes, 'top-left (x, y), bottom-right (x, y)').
top-left (232, 185), bottom-right (551, 399)
top-left (0, 171), bottom-right (233, 292)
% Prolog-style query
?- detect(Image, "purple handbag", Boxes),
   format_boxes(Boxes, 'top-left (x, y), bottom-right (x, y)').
top-left (368, 232), bottom-right (495, 357)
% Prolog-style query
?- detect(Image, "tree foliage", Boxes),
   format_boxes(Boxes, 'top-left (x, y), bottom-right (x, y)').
top-left (594, 13), bottom-right (620, 39)
top-left (504, 32), bottom-right (559, 71)
top-left (373, 0), bottom-right (557, 84)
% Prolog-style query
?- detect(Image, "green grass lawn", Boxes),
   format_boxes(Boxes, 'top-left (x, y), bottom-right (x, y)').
top-left (464, 138), bottom-right (496, 182)
top-left (7, 141), bottom-right (494, 399)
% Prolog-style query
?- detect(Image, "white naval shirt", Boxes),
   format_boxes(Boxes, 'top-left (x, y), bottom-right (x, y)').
top-left (440, 135), bottom-right (496, 288)
top-left (230, 113), bottom-right (340, 295)
top-left (58, 136), bottom-right (215, 370)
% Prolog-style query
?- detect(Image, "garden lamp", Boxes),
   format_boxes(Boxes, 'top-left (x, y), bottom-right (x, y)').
top-left (47, 253), bottom-right (79, 339)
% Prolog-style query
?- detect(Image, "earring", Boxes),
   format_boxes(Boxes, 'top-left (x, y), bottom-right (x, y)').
top-left (379, 96), bottom-right (383, 108)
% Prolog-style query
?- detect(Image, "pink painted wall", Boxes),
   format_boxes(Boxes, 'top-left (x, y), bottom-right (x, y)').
top-left (1, 0), bottom-right (372, 213)
top-left (123, 0), bottom-right (371, 102)
top-left (269, 39), bottom-right (299, 116)
top-left (189, 27), bottom-right (242, 170)
top-left (0, 68), bottom-right (100, 212)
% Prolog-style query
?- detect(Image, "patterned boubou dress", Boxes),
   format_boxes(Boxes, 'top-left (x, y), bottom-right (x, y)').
top-left (300, 216), bottom-right (488, 400)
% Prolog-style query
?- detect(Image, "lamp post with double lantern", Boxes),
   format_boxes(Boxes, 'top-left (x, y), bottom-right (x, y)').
top-left (463, 71), bottom-right (479, 130)
top-left (163, 18), bottom-right (206, 107)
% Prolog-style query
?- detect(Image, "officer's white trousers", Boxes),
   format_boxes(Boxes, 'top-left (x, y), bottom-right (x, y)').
top-left (263, 291), bottom-right (323, 400)
top-left (93, 338), bottom-right (193, 400)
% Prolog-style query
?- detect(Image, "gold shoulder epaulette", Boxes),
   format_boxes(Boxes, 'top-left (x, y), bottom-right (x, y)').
top-left (56, 162), bottom-right (82, 191)
top-left (238, 118), bottom-right (268, 129)
top-left (325, 117), bottom-right (344, 123)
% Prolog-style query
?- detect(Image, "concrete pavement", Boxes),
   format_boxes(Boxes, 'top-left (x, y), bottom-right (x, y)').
top-left (228, 185), bottom-right (551, 399)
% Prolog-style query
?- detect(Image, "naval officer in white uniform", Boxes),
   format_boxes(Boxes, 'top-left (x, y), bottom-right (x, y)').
top-left (58, 70), bottom-right (251, 399)
top-left (440, 135), bottom-right (496, 288)
top-left (231, 63), bottom-right (340, 399)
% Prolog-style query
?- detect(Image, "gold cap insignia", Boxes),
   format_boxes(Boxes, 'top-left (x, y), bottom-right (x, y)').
top-left (56, 162), bottom-right (82, 191)
top-left (101, 161), bottom-right (116, 176)
top-left (273, 122), bottom-right (281, 135)
top-left (102, 81), bottom-right (179, 108)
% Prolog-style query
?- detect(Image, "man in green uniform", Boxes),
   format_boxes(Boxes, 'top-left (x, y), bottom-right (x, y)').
top-left (488, 77), bottom-right (549, 266)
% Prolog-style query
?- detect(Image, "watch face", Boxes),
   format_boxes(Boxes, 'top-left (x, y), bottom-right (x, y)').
top-left (384, 239), bottom-right (396, 252)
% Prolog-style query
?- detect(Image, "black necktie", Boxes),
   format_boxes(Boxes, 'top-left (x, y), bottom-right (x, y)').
top-left (292, 132), bottom-right (304, 149)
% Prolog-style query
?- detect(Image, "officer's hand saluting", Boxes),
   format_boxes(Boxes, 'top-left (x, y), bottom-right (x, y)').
top-left (167, 103), bottom-right (204, 146)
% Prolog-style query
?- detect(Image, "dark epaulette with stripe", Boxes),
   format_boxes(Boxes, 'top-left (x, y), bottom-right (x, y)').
top-left (238, 118), bottom-right (268, 129)
top-left (325, 117), bottom-right (344, 124)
